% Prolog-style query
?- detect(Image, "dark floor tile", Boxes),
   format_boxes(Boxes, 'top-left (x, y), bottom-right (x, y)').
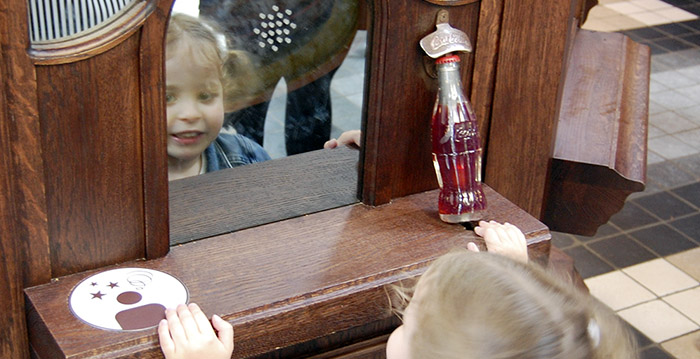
top-left (563, 245), bottom-right (614, 279)
top-left (640, 345), bottom-right (674, 359)
top-left (674, 154), bottom-right (700, 179)
top-left (655, 37), bottom-right (695, 51)
top-left (608, 202), bottom-right (659, 230)
top-left (633, 191), bottom-right (696, 220)
top-left (680, 19), bottom-right (700, 32)
top-left (648, 42), bottom-right (672, 55)
top-left (664, 0), bottom-right (697, 7)
top-left (670, 214), bottom-right (700, 243)
top-left (625, 27), bottom-right (669, 41)
top-left (550, 231), bottom-right (575, 249)
top-left (656, 22), bottom-right (698, 36)
top-left (573, 223), bottom-right (620, 242)
top-left (629, 180), bottom-right (665, 200)
top-left (672, 182), bottom-right (700, 208)
top-left (629, 224), bottom-right (698, 256)
top-left (588, 235), bottom-right (658, 269)
top-left (680, 32), bottom-right (700, 45)
top-left (679, 3), bottom-right (700, 16)
top-left (647, 160), bottom-right (697, 190)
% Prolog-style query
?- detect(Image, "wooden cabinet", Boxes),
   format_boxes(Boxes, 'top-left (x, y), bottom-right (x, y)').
top-left (26, 187), bottom-right (564, 358)
top-left (0, 0), bottom-right (647, 357)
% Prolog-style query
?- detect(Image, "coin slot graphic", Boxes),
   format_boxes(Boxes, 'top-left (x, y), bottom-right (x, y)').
top-left (68, 268), bottom-right (188, 331)
top-left (117, 291), bottom-right (142, 305)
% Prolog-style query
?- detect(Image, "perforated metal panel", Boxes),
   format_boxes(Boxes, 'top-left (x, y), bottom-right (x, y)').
top-left (28, 0), bottom-right (136, 42)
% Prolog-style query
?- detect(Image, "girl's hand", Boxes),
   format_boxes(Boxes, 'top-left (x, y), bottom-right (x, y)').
top-left (469, 220), bottom-right (528, 263)
top-left (324, 130), bottom-right (361, 149)
top-left (158, 303), bottom-right (234, 359)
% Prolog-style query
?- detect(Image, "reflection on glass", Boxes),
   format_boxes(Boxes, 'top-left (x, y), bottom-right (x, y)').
top-left (166, 13), bottom-right (271, 180)
top-left (170, 0), bottom-right (364, 163)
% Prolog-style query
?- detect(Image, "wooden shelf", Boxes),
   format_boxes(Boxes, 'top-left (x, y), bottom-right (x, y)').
top-left (26, 186), bottom-right (554, 358)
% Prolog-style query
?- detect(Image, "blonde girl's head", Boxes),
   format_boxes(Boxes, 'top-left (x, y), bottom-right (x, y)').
top-left (166, 13), bottom-right (260, 112)
top-left (394, 250), bottom-right (637, 359)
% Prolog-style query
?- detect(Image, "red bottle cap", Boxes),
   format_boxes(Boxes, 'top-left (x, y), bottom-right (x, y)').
top-left (436, 54), bottom-right (460, 64)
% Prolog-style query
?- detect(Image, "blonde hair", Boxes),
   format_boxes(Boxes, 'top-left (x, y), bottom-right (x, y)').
top-left (397, 250), bottom-right (636, 359)
top-left (166, 13), bottom-right (262, 112)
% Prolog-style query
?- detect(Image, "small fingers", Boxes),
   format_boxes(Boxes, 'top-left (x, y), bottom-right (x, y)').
top-left (503, 223), bottom-right (526, 245)
top-left (176, 303), bottom-right (199, 340)
top-left (189, 303), bottom-right (216, 337)
top-left (165, 306), bottom-right (188, 344)
top-left (323, 139), bottom-right (339, 149)
top-left (158, 319), bottom-right (176, 357)
top-left (212, 315), bottom-right (235, 354)
top-left (466, 242), bottom-right (480, 252)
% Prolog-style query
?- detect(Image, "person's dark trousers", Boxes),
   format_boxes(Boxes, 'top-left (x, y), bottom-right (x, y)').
top-left (229, 68), bottom-right (338, 156)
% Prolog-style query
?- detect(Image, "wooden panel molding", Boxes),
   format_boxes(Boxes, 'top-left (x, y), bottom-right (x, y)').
top-left (543, 29), bottom-right (649, 235)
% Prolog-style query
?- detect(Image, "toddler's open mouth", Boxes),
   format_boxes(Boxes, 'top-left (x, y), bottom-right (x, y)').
top-left (171, 131), bottom-right (204, 145)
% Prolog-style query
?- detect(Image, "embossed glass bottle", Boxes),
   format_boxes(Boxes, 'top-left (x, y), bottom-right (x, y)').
top-left (431, 54), bottom-right (486, 223)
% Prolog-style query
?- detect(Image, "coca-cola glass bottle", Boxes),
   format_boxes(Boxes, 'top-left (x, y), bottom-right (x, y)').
top-left (431, 54), bottom-right (486, 223)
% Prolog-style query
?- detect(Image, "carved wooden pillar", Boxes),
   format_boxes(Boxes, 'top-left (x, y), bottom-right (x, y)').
top-left (0, 0), bottom-right (174, 356)
top-left (484, 0), bottom-right (579, 218)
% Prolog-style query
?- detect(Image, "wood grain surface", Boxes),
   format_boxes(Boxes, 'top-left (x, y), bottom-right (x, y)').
top-left (37, 39), bottom-right (147, 277)
top-left (169, 147), bottom-right (360, 244)
top-left (485, 0), bottom-right (577, 218)
top-left (544, 29), bottom-right (649, 235)
top-left (26, 186), bottom-right (551, 358)
top-left (1, 0), bottom-right (50, 356)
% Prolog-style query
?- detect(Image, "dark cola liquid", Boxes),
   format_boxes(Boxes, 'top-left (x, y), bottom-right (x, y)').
top-left (431, 102), bottom-right (486, 223)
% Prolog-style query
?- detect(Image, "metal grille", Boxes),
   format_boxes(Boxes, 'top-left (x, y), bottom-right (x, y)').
top-left (27, 0), bottom-right (135, 42)
top-left (252, 4), bottom-right (296, 53)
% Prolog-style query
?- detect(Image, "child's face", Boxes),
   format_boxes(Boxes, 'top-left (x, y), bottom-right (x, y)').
top-left (165, 46), bottom-right (224, 164)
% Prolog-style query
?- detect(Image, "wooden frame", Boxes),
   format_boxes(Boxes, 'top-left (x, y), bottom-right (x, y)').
top-left (1, 0), bottom-right (648, 356)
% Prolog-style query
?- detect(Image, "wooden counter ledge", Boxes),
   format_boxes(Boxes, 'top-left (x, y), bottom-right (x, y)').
top-left (26, 186), bottom-right (554, 358)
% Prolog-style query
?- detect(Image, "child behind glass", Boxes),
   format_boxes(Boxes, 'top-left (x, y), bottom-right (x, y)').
top-left (165, 14), bottom-right (270, 181)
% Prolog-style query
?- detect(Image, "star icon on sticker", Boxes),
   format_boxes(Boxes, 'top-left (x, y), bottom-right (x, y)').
top-left (108, 282), bottom-right (119, 288)
top-left (91, 291), bottom-right (105, 299)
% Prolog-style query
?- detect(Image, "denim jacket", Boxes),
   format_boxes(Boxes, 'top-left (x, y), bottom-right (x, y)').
top-left (203, 133), bottom-right (270, 172)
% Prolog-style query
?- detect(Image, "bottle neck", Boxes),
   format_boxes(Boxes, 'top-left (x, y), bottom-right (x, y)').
top-left (436, 62), bottom-right (465, 102)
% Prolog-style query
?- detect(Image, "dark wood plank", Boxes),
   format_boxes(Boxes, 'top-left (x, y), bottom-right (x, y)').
top-left (26, 186), bottom-right (551, 359)
top-left (0, 0), bottom-right (47, 357)
top-left (470, 0), bottom-right (505, 153)
top-left (139, 0), bottom-right (173, 259)
top-left (362, 0), bottom-right (480, 205)
top-left (0, 46), bottom-right (31, 359)
top-left (1, 0), bottom-right (51, 288)
top-left (484, 0), bottom-right (578, 218)
top-left (37, 37), bottom-right (146, 277)
top-left (169, 146), bottom-right (360, 244)
top-left (543, 30), bottom-right (649, 235)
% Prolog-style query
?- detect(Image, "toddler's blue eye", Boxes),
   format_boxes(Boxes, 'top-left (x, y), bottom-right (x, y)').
top-left (165, 93), bottom-right (176, 104)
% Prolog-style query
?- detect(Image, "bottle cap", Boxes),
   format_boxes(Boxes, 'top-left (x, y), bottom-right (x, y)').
top-left (436, 54), bottom-right (460, 64)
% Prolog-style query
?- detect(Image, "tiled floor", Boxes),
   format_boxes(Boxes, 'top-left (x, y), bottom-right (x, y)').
top-left (258, 1), bottom-right (700, 357)
top-left (562, 1), bottom-right (700, 358)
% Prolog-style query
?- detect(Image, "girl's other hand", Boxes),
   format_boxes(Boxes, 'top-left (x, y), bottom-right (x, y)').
top-left (324, 130), bottom-right (361, 149)
top-left (470, 220), bottom-right (528, 263)
top-left (158, 303), bottom-right (234, 359)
